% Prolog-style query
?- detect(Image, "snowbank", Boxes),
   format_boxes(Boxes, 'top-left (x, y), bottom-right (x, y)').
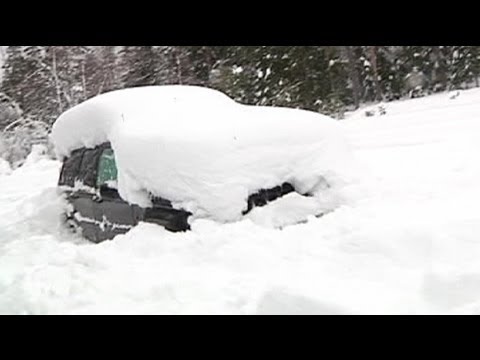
top-left (51, 86), bottom-right (357, 222)
top-left (3, 89), bottom-right (480, 314)
top-left (0, 157), bottom-right (11, 175)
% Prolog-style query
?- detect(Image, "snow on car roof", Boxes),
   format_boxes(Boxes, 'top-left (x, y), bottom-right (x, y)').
top-left (51, 85), bottom-right (357, 222)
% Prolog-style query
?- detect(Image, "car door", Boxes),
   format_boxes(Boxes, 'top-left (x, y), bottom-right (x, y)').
top-left (59, 148), bottom-right (99, 242)
top-left (94, 147), bottom-right (137, 241)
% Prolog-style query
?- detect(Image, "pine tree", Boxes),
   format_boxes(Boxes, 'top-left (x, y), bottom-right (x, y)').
top-left (0, 92), bottom-right (22, 130)
top-left (446, 46), bottom-right (480, 89)
top-left (341, 46), bottom-right (362, 109)
top-left (83, 46), bottom-right (122, 97)
top-left (179, 46), bottom-right (229, 86)
top-left (2, 46), bottom-right (59, 123)
top-left (375, 46), bottom-right (404, 100)
top-left (119, 46), bottom-right (159, 87)
top-left (470, 46), bottom-right (480, 87)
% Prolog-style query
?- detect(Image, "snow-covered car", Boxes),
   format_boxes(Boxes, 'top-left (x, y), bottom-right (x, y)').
top-left (57, 141), bottom-right (300, 242)
top-left (58, 142), bottom-right (189, 242)
top-left (52, 85), bottom-right (354, 242)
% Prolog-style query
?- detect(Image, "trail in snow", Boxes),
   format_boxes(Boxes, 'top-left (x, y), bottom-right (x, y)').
top-left (1, 89), bottom-right (480, 314)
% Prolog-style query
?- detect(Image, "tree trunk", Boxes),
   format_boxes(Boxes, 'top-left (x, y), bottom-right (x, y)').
top-left (368, 46), bottom-right (383, 101)
top-left (172, 47), bottom-right (183, 85)
top-left (344, 46), bottom-right (361, 109)
top-left (51, 49), bottom-right (64, 114)
top-left (81, 61), bottom-right (87, 100)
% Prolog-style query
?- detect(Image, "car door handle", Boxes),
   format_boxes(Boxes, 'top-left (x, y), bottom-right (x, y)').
top-left (92, 195), bottom-right (103, 203)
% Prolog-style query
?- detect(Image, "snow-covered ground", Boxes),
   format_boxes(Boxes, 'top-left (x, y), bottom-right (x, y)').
top-left (1, 89), bottom-right (480, 314)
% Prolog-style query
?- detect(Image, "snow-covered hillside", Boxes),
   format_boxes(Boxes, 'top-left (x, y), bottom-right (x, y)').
top-left (1, 89), bottom-right (480, 314)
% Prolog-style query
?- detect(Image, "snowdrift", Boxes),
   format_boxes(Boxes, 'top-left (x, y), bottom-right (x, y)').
top-left (51, 86), bottom-right (357, 222)
top-left (3, 88), bottom-right (480, 314)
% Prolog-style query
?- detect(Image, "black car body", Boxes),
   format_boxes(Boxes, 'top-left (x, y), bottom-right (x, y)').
top-left (58, 142), bottom-right (298, 243)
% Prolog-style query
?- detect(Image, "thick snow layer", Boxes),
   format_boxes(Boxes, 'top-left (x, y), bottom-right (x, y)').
top-left (2, 88), bottom-right (480, 314)
top-left (51, 86), bottom-right (357, 222)
top-left (0, 158), bottom-right (11, 175)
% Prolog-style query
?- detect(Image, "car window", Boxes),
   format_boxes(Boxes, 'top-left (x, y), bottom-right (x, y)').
top-left (97, 148), bottom-right (118, 188)
top-left (58, 148), bottom-right (84, 187)
top-left (77, 148), bottom-right (101, 188)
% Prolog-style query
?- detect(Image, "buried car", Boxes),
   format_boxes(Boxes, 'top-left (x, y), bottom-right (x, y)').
top-left (52, 85), bottom-right (355, 242)
top-left (58, 141), bottom-right (301, 242)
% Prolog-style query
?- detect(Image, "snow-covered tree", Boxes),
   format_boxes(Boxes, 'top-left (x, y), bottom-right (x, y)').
top-left (0, 116), bottom-right (51, 167)
top-left (1, 44), bottom-right (480, 150)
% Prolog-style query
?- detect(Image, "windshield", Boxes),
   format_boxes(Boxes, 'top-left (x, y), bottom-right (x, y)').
top-left (97, 148), bottom-right (118, 188)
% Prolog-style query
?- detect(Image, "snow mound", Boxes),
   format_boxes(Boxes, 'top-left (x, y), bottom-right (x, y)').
top-left (0, 158), bottom-right (11, 176)
top-left (51, 85), bottom-right (358, 222)
top-left (3, 88), bottom-right (480, 314)
top-left (255, 288), bottom-right (350, 315)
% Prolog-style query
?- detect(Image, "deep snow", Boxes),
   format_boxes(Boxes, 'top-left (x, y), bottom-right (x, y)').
top-left (2, 89), bottom-right (480, 314)
top-left (51, 86), bottom-right (357, 222)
